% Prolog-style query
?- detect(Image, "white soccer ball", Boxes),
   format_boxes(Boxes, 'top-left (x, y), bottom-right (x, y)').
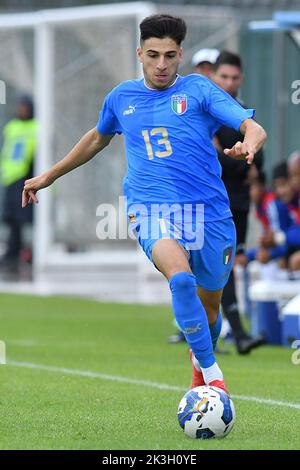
top-left (178, 386), bottom-right (235, 439)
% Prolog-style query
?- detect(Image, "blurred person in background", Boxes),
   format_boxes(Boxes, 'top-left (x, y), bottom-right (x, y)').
top-left (273, 161), bottom-right (299, 225)
top-left (0, 95), bottom-right (37, 274)
top-left (212, 50), bottom-right (265, 354)
top-left (259, 158), bottom-right (300, 272)
top-left (288, 150), bottom-right (300, 196)
top-left (191, 48), bottom-right (219, 79)
top-left (287, 152), bottom-right (300, 270)
top-left (236, 169), bottom-right (295, 268)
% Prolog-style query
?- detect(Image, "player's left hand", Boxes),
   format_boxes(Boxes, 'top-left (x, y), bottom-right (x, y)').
top-left (223, 141), bottom-right (255, 165)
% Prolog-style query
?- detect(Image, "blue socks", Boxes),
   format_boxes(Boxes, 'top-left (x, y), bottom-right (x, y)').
top-left (209, 310), bottom-right (222, 351)
top-left (169, 271), bottom-right (215, 368)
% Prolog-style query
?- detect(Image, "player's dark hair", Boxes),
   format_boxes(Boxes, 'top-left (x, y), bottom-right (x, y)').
top-left (140, 14), bottom-right (187, 45)
top-left (214, 50), bottom-right (243, 71)
top-left (273, 161), bottom-right (288, 180)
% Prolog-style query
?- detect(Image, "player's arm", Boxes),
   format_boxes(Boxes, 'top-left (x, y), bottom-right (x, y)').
top-left (223, 118), bottom-right (267, 165)
top-left (22, 128), bottom-right (113, 208)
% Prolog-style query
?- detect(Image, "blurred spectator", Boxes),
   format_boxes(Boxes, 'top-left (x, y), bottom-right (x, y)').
top-left (212, 50), bottom-right (265, 354)
top-left (288, 150), bottom-right (300, 195)
top-left (191, 48), bottom-right (219, 79)
top-left (258, 158), bottom-right (300, 266)
top-left (286, 152), bottom-right (300, 269)
top-left (237, 170), bottom-right (293, 267)
top-left (273, 162), bottom-right (296, 207)
top-left (0, 95), bottom-right (37, 274)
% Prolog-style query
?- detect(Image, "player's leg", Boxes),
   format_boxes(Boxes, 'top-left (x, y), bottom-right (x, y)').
top-left (188, 287), bottom-right (225, 389)
top-left (197, 286), bottom-right (223, 351)
top-left (152, 238), bottom-right (219, 385)
top-left (188, 217), bottom-right (237, 392)
top-left (151, 237), bottom-right (191, 279)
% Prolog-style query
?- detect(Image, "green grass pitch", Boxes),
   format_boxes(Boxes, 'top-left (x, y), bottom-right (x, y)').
top-left (0, 293), bottom-right (299, 450)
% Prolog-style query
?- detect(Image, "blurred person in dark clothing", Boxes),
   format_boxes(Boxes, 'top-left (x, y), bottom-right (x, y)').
top-left (213, 50), bottom-right (265, 354)
top-left (0, 95), bottom-right (37, 273)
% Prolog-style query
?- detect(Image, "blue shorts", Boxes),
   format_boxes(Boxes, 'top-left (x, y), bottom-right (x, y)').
top-left (129, 204), bottom-right (236, 291)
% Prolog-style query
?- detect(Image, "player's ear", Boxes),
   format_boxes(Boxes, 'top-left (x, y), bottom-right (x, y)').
top-left (137, 46), bottom-right (143, 63)
top-left (178, 47), bottom-right (183, 64)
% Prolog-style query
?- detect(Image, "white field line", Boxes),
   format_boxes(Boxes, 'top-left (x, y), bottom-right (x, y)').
top-left (7, 360), bottom-right (300, 411)
top-left (8, 340), bottom-right (42, 347)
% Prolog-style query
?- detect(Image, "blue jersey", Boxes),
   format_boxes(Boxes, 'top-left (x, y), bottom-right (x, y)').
top-left (96, 74), bottom-right (254, 221)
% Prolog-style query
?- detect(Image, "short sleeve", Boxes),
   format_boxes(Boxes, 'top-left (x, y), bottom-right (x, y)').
top-left (203, 80), bottom-right (255, 131)
top-left (96, 91), bottom-right (122, 135)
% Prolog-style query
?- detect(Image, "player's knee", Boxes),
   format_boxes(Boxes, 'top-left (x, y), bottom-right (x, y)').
top-left (169, 271), bottom-right (196, 295)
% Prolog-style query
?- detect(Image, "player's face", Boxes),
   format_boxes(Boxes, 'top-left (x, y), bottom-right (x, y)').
top-left (137, 37), bottom-right (182, 90)
top-left (213, 64), bottom-right (243, 97)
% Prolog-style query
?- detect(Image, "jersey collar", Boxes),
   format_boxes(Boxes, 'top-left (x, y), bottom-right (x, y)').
top-left (143, 74), bottom-right (180, 91)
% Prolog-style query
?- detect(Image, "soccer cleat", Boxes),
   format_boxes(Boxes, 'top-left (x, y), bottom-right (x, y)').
top-left (208, 379), bottom-right (229, 395)
top-left (189, 349), bottom-right (205, 389)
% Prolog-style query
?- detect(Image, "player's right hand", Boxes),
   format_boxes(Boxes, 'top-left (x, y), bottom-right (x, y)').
top-left (22, 174), bottom-right (52, 208)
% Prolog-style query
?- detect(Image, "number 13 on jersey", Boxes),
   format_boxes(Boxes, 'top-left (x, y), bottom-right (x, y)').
top-left (142, 127), bottom-right (173, 160)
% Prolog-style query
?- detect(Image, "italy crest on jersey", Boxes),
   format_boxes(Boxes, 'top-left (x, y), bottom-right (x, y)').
top-left (171, 94), bottom-right (187, 115)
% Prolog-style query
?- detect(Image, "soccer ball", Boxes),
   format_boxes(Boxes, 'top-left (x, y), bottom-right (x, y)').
top-left (178, 386), bottom-right (235, 439)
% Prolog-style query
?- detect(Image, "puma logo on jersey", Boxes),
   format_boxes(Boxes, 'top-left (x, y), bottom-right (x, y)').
top-left (123, 105), bottom-right (136, 116)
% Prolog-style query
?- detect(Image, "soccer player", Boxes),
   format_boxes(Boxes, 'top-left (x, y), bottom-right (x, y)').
top-left (22, 14), bottom-right (267, 394)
